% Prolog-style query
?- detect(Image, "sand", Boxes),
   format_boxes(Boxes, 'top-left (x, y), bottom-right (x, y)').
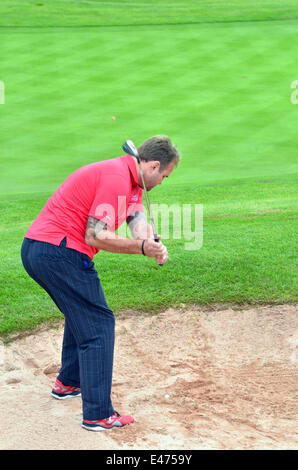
top-left (0, 304), bottom-right (297, 450)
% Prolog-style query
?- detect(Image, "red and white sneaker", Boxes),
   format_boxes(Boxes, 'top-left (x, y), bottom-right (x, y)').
top-left (51, 378), bottom-right (81, 400)
top-left (82, 412), bottom-right (134, 431)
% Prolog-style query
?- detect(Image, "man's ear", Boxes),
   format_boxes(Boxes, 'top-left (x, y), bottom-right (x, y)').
top-left (150, 160), bottom-right (160, 172)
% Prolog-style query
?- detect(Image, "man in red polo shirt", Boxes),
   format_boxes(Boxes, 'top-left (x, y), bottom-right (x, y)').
top-left (21, 135), bottom-right (180, 431)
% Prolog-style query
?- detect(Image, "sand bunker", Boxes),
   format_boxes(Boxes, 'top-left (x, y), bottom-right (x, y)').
top-left (0, 304), bottom-right (297, 450)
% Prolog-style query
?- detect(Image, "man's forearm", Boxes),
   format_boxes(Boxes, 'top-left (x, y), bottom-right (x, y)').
top-left (85, 216), bottom-right (167, 261)
top-left (85, 216), bottom-right (143, 254)
top-left (91, 231), bottom-right (143, 254)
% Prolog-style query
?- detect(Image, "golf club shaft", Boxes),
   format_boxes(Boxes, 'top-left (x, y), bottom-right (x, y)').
top-left (137, 162), bottom-right (159, 243)
top-left (122, 140), bottom-right (163, 265)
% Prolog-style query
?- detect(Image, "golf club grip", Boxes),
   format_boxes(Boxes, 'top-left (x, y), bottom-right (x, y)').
top-left (154, 235), bottom-right (163, 266)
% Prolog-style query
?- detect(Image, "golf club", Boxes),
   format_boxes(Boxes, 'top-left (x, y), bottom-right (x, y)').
top-left (122, 140), bottom-right (164, 265)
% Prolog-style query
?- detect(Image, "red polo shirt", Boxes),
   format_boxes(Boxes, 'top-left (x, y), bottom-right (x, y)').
top-left (25, 154), bottom-right (144, 259)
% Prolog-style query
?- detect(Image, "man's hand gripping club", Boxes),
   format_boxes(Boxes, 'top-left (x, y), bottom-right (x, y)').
top-left (142, 236), bottom-right (168, 265)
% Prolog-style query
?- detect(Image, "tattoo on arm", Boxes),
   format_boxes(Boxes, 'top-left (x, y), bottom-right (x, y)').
top-left (127, 211), bottom-right (147, 238)
top-left (85, 216), bottom-right (108, 244)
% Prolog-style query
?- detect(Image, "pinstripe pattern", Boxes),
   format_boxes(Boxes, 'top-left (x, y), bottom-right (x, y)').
top-left (21, 237), bottom-right (115, 420)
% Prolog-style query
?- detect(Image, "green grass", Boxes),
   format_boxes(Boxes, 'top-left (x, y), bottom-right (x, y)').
top-left (1, 0), bottom-right (298, 27)
top-left (0, 1), bottom-right (297, 339)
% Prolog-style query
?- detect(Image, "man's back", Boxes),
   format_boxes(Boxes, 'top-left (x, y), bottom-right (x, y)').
top-left (25, 155), bottom-right (142, 258)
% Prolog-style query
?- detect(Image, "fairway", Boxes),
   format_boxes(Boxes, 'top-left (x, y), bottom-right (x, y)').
top-left (0, 0), bottom-right (298, 452)
top-left (1, 1), bottom-right (297, 337)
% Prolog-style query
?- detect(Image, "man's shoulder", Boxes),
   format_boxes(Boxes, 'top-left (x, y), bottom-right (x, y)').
top-left (79, 155), bottom-right (128, 175)
top-left (69, 156), bottom-right (132, 194)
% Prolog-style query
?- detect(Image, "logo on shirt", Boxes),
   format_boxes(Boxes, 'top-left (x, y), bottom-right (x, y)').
top-left (129, 188), bottom-right (140, 204)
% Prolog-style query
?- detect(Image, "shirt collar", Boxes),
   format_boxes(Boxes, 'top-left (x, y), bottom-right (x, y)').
top-left (124, 154), bottom-right (139, 187)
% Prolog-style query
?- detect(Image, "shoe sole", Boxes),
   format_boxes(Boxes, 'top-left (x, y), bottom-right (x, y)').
top-left (82, 421), bottom-right (133, 432)
top-left (51, 392), bottom-right (81, 400)
top-left (82, 423), bottom-right (110, 432)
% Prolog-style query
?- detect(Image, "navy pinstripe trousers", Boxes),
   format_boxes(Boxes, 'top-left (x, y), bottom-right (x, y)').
top-left (21, 237), bottom-right (115, 420)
